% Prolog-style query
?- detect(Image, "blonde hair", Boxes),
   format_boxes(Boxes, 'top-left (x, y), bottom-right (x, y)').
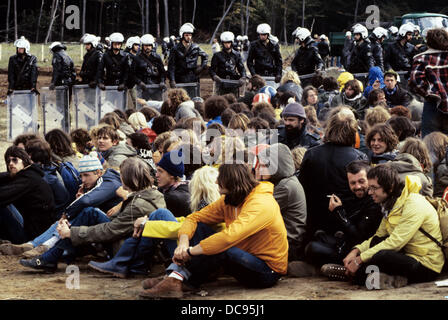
top-left (128, 112), bottom-right (148, 131)
top-left (228, 113), bottom-right (250, 132)
top-left (189, 166), bottom-right (221, 212)
top-left (365, 106), bottom-right (391, 128)
top-left (280, 70), bottom-right (301, 86)
top-left (423, 132), bottom-right (448, 164)
top-left (291, 147), bottom-right (307, 170)
top-left (400, 137), bottom-right (432, 173)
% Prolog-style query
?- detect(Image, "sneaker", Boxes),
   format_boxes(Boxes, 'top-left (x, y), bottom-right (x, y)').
top-left (22, 245), bottom-right (49, 258)
top-left (19, 257), bottom-right (57, 273)
top-left (367, 272), bottom-right (408, 290)
top-left (321, 263), bottom-right (348, 281)
top-left (0, 243), bottom-right (33, 255)
top-left (288, 261), bottom-right (319, 277)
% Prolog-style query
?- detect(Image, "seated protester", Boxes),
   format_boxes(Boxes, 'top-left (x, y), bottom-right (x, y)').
top-left (97, 126), bottom-right (137, 169)
top-left (139, 106), bottom-right (161, 128)
top-left (177, 143), bottom-right (205, 180)
top-left (363, 66), bottom-right (386, 99)
top-left (44, 129), bottom-right (79, 169)
top-left (273, 102), bottom-right (322, 150)
top-left (322, 165), bottom-right (444, 289)
top-left (299, 111), bottom-right (368, 241)
top-left (366, 123), bottom-right (399, 164)
top-left (204, 96), bottom-right (229, 127)
top-left (336, 71), bottom-right (355, 92)
top-left (24, 139), bottom-right (71, 219)
top-left (167, 89), bottom-right (202, 122)
top-left (13, 133), bottom-right (40, 149)
top-left (387, 116), bottom-right (416, 150)
top-left (238, 75), bottom-right (266, 107)
top-left (138, 163), bottom-right (288, 299)
top-left (127, 132), bottom-right (157, 177)
top-left (113, 109), bottom-right (136, 137)
top-left (99, 113), bottom-right (128, 141)
top-left (301, 86), bottom-right (322, 116)
top-left (220, 108), bottom-right (236, 128)
top-left (382, 70), bottom-right (411, 108)
top-left (304, 106), bottom-right (324, 138)
top-left (19, 157), bottom-right (166, 273)
top-left (0, 147), bottom-right (55, 244)
top-left (330, 79), bottom-right (368, 119)
top-left (386, 137), bottom-right (433, 197)
top-left (318, 76), bottom-right (339, 107)
top-left (366, 89), bottom-right (388, 109)
top-left (70, 128), bottom-right (95, 156)
top-left (87, 165), bottom-right (220, 278)
top-left (156, 149), bottom-right (191, 217)
top-left (289, 161), bottom-right (382, 276)
top-left (151, 115), bottom-right (176, 135)
top-left (364, 106), bottom-right (391, 129)
top-left (256, 143), bottom-right (307, 261)
top-left (128, 111), bottom-right (157, 143)
top-left (277, 70), bottom-right (303, 102)
top-left (291, 146), bottom-right (307, 179)
top-left (423, 132), bottom-right (448, 197)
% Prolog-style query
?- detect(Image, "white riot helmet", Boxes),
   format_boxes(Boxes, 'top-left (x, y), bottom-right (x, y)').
top-left (179, 23), bottom-right (195, 37)
top-left (220, 31), bottom-right (235, 43)
top-left (399, 23), bottom-right (415, 38)
top-left (141, 34), bottom-right (156, 46)
top-left (296, 28), bottom-right (311, 42)
top-left (83, 34), bottom-right (99, 48)
top-left (257, 23), bottom-right (271, 35)
top-left (163, 37), bottom-right (170, 43)
top-left (414, 25), bottom-right (421, 33)
top-left (372, 27), bottom-right (389, 39)
top-left (292, 27), bottom-right (301, 37)
top-left (126, 36), bottom-right (141, 49)
top-left (345, 31), bottom-right (352, 37)
top-left (389, 26), bottom-right (398, 35)
top-left (269, 35), bottom-right (279, 45)
top-left (14, 36), bottom-right (30, 54)
top-left (49, 41), bottom-right (66, 52)
top-left (242, 35), bottom-right (248, 41)
top-left (353, 24), bottom-right (368, 39)
top-left (320, 34), bottom-right (326, 40)
top-left (109, 32), bottom-right (125, 43)
top-left (236, 35), bottom-right (243, 42)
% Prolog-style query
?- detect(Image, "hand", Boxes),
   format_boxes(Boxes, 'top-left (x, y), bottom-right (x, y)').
top-left (133, 216), bottom-right (148, 238)
top-left (136, 98), bottom-right (147, 105)
top-left (345, 255), bottom-right (362, 276)
top-left (170, 81), bottom-right (176, 88)
top-left (328, 194), bottom-right (342, 212)
top-left (49, 83), bottom-right (56, 90)
top-left (159, 83), bottom-right (167, 91)
top-left (195, 66), bottom-right (203, 75)
top-left (172, 244), bottom-right (191, 266)
top-left (275, 75), bottom-right (281, 83)
top-left (117, 84), bottom-right (126, 91)
top-left (343, 248), bottom-right (360, 269)
top-left (88, 81), bottom-right (97, 89)
top-left (115, 186), bottom-right (129, 200)
top-left (213, 75), bottom-right (222, 84)
top-left (98, 83), bottom-right (106, 90)
top-left (76, 184), bottom-right (85, 199)
top-left (57, 219), bottom-right (71, 239)
top-left (107, 202), bottom-right (122, 217)
top-left (7, 89), bottom-right (13, 95)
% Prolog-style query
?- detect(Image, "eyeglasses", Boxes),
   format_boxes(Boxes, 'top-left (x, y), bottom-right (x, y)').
top-left (6, 157), bottom-right (20, 165)
top-left (368, 185), bottom-right (382, 192)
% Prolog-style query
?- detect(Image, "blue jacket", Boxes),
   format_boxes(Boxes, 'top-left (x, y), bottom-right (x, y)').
top-left (363, 66), bottom-right (385, 98)
top-left (41, 164), bottom-right (70, 219)
top-left (64, 169), bottom-right (122, 219)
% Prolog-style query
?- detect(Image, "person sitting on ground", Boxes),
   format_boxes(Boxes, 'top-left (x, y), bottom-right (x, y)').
top-left (366, 123), bottom-right (399, 164)
top-left (19, 157), bottom-right (166, 273)
top-left (220, 108), bottom-right (236, 128)
top-left (366, 89), bottom-right (388, 109)
top-left (291, 146), bottom-right (307, 178)
top-left (44, 129), bottom-right (79, 168)
top-left (238, 75), bottom-right (266, 107)
top-left (364, 105), bottom-right (391, 129)
top-left (113, 109), bottom-right (136, 137)
top-left (139, 106), bottom-right (160, 128)
top-left (167, 88), bottom-right (202, 122)
top-left (13, 133), bottom-right (40, 149)
top-left (128, 111), bottom-right (157, 143)
top-left (204, 96), bottom-right (229, 127)
top-left (256, 143), bottom-right (307, 261)
top-left (331, 79), bottom-right (368, 119)
top-left (99, 113), bottom-right (128, 141)
top-left (0, 146), bottom-right (55, 244)
top-left (386, 116), bottom-right (416, 150)
top-left (70, 128), bottom-right (95, 157)
top-left (96, 126), bottom-right (137, 169)
top-left (382, 70), bottom-right (411, 108)
top-left (127, 132), bottom-right (156, 177)
top-left (151, 115), bottom-right (176, 135)
top-left (423, 132), bottom-right (448, 197)
top-left (304, 106), bottom-right (324, 138)
top-left (289, 160), bottom-right (382, 277)
top-left (138, 162), bottom-right (288, 299)
top-left (277, 70), bottom-right (303, 102)
top-left (321, 165), bottom-right (444, 289)
top-left (301, 86), bottom-right (322, 116)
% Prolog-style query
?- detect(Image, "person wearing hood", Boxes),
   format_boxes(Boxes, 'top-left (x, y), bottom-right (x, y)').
top-left (347, 25), bottom-right (374, 74)
top-left (256, 143), bottom-right (307, 261)
top-left (7, 36), bottom-right (38, 95)
top-left (336, 71), bottom-right (354, 92)
top-left (291, 28), bottom-right (324, 84)
top-left (363, 66), bottom-right (386, 98)
top-left (96, 126), bottom-right (137, 169)
top-left (330, 79), bottom-right (368, 119)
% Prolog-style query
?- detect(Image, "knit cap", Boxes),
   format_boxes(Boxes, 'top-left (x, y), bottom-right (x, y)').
top-left (281, 102), bottom-right (306, 119)
top-left (157, 149), bottom-right (184, 178)
top-left (79, 153), bottom-right (103, 173)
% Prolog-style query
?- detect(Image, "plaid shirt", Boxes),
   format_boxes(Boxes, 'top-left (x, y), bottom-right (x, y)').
top-left (409, 49), bottom-right (448, 113)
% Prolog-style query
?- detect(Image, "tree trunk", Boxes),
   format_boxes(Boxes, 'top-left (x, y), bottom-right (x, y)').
top-left (14, 0), bottom-right (18, 40)
top-left (99, 0), bottom-right (104, 37)
top-left (209, 0), bottom-right (236, 44)
top-left (302, 0), bottom-right (305, 27)
top-left (45, 0), bottom-right (59, 44)
top-left (6, 0), bottom-right (11, 42)
top-left (82, 0), bottom-right (86, 36)
top-left (137, 0), bottom-right (144, 35)
top-left (283, 0), bottom-right (287, 44)
top-left (354, 0), bottom-right (360, 23)
top-left (178, 0), bottom-right (182, 29)
top-left (163, 0), bottom-right (169, 37)
top-left (156, 0), bottom-right (160, 38)
top-left (145, 0), bottom-right (149, 33)
top-left (240, 0), bottom-right (244, 35)
top-left (245, 0), bottom-right (250, 35)
top-left (192, 0), bottom-right (196, 25)
top-left (60, 0), bottom-right (66, 41)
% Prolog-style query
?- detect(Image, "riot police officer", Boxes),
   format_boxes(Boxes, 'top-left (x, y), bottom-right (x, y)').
top-left (209, 31), bottom-right (247, 96)
top-left (369, 27), bottom-right (389, 72)
top-left (291, 27), bottom-right (324, 79)
top-left (97, 32), bottom-right (129, 91)
top-left (247, 23), bottom-right (283, 82)
top-left (347, 24), bottom-right (374, 74)
top-left (79, 34), bottom-right (102, 87)
top-left (49, 42), bottom-right (76, 90)
top-left (384, 23), bottom-right (418, 73)
top-left (167, 23), bottom-right (208, 88)
top-left (7, 36), bottom-right (38, 95)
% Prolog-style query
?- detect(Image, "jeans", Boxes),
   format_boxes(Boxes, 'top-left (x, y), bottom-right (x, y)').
top-left (0, 205), bottom-right (27, 244)
top-left (167, 223), bottom-right (281, 289)
top-left (421, 100), bottom-right (448, 138)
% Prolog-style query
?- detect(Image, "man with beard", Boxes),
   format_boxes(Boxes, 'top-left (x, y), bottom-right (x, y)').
top-left (288, 160), bottom-right (382, 276)
top-left (7, 36), bottom-right (38, 95)
top-left (274, 102), bottom-right (322, 150)
top-left (79, 34), bottom-right (102, 87)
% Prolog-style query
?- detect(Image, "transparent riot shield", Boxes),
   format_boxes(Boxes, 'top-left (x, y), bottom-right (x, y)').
top-left (98, 86), bottom-right (127, 121)
top-left (6, 90), bottom-right (38, 141)
top-left (176, 82), bottom-right (200, 99)
top-left (73, 85), bottom-right (98, 131)
top-left (136, 84), bottom-right (166, 110)
top-left (262, 76), bottom-right (280, 89)
top-left (41, 86), bottom-right (70, 134)
top-left (212, 79), bottom-right (246, 98)
top-left (298, 73), bottom-right (315, 88)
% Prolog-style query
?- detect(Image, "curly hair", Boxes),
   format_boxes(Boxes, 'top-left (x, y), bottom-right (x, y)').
top-left (399, 137), bottom-right (432, 173)
top-left (426, 28), bottom-right (448, 51)
top-left (167, 88), bottom-right (190, 110)
top-left (366, 123), bottom-right (399, 154)
top-left (204, 96), bottom-right (229, 120)
top-left (44, 129), bottom-right (76, 158)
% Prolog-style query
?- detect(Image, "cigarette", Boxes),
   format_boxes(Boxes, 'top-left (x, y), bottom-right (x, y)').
top-left (327, 195), bottom-right (333, 198)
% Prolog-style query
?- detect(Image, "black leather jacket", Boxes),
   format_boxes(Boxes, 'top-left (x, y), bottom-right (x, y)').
top-left (8, 53), bottom-right (38, 90)
top-left (291, 39), bottom-right (324, 75)
top-left (370, 38), bottom-right (385, 72)
top-left (134, 51), bottom-right (166, 85)
top-left (209, 49), bottom-right (246, 80)
top-left (51, 49), bottom-right (76, 86)
top-left (167, 42), bottom-right (208, 83)
top-left (97, 49), bottom-right (130, 86)
top-left (347, 39), bottom-right (374, 74)
top-left (384, 40), bottom-right (417, 72)
top-left (247, 39), bottom-right (283, 77)
top-left (275, 124), bottom-right (322, 150)
top-left (80, 48), bottom-right (102, 84)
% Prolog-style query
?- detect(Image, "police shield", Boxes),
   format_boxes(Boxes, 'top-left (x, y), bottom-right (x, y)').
top-left (6, 90), bottom-right (38, 141)
top-left (73, 84), bottom-right (98, 131)
top-left (98, 86), bottom-right (127, 121)
top-left (41, 86), bottom-right (70, 134)
top-left (262, 76), bottom-right (280, 89)
top-left (212, 79), bottom-right (245, 97)
top-left (176, 82), bottom-right (200, 99)
top-left (136, 84), bottom-right (166, 108)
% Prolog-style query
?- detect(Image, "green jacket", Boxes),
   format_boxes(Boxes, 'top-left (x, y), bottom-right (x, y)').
top-left (70, 187), bottom-right (166, 246)
top-left (356, 175), bottom-right (444, 273)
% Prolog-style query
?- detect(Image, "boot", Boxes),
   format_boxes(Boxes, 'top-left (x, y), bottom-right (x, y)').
top-left (139, 277), bottom-right (183, 299)
top-left (88, 260), bottom-right (127, 278)
top-left (142, 276), bottom-right (166, 289)
top-left (22, 245), bottom-right (49, 258)
top-left (321, 263), bottom-right (348, 281)
top-left (287, 261), bottom-right (320, 277)
top-left (0, 243), bottom-right (33, 255)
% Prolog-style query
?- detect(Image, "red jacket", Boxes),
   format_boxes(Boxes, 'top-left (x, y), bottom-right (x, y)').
top-left (140, 128), bottom-right (157, 143)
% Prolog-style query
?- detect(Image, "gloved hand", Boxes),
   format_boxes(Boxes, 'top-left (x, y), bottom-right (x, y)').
top-left (170, 81), bottom-right (176, 88)
top-left (98, 83), bottom-right (106, 90)
top-left (88, 81), bottom-right (97, 89)
top-left (7, 89), bottom-right (14, 96)
top-left (213, 75), bottom-right (222, 84)
top-left (31, 88), bottom-right (40, 95)
top-left (49, 83), bottom-right (56, 90)
top-left (275, 75), bottom-right (281, 83)
top-left (238, 78), bottom-right (247, 86)
top-left (117, 84), bottom-right (126, 91)
top-left (159, 83), bottom-right (167, 91)
top-left (138, 82), bottom-right (147, 91)
top-left (195, 66), bottom-right (203, 75)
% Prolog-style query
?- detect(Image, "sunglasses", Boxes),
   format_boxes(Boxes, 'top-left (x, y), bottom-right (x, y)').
top-left (6, 157), bottom-right (21, 165)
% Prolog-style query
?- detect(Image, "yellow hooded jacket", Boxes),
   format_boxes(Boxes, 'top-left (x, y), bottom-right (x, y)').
top-left (355, 175), bottom-right (445, 273)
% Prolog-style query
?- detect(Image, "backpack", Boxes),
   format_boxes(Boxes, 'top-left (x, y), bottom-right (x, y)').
top-left (420, 196), bottom-right (448, 259)
top-left (55, 161), bottom-right (82, 201)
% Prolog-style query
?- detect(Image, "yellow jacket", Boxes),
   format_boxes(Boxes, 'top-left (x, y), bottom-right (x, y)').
top-left (356, 175), bottom-right (445, 273)
top-left (178, 181), bottom-right (289, 274)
